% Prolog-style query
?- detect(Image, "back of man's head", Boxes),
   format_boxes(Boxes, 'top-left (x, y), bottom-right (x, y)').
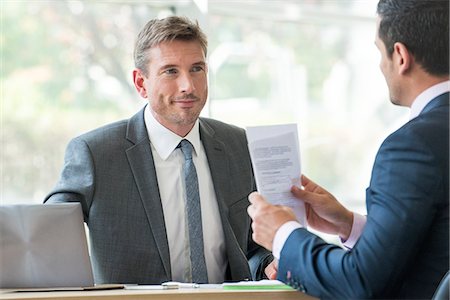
top-left (377, 0), bottom-right (449, 76)
top-left (134, 16), bottom-right (207, 76)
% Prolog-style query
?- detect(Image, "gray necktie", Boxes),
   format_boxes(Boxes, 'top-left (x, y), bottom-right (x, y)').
top-left (179, 139), bottom-right (208, 283)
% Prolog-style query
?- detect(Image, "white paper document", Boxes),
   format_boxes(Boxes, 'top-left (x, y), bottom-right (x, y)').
top-left (246, 124), bottom-right (306, 226)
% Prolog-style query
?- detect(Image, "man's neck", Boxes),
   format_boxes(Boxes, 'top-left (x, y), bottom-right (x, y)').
top-left (404, 72), bottom-right (449, 107)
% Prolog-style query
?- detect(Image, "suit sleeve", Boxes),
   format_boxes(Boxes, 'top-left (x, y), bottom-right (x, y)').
top-left (246, 179), bottom-right (274, 280)
top-left (247, 223), bottom-right (274, 280)
top-left (44, 137), bottom-right (95, 222)
top-left (277, 127), bottom-right (445, 299)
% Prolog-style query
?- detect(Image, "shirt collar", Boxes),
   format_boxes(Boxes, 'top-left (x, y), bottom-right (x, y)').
top-left (410, 80), bottom-right (450, 120)
top-left (144, 105), bottom-right (201, 160)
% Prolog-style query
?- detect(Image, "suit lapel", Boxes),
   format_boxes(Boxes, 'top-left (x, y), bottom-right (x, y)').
top-left (125, 107), bottom-right (171, 279)
top-left (199, 119), bottom-right (231, 216)
top-left (200, 119), bottom-right (250, 280)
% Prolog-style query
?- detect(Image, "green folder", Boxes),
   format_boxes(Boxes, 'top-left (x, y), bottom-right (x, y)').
top-left (222, 280), bottom-right (294, 290)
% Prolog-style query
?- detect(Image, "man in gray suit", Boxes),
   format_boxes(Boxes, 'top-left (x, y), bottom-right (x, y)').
top-left (45, 16), bottom-right (273, 284)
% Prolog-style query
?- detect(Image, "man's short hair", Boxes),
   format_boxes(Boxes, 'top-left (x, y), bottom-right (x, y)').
top-left (134, 16), bottom-right (208, 76)
top-left (377, 0), bottom-right (449, 76)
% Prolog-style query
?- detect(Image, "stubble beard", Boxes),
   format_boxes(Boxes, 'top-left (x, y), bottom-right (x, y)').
top-left (151, 97), bottom-right (205, 133)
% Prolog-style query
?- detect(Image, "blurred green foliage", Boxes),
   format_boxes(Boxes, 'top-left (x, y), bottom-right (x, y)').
top-left (2, 0), bottom-right (394, 211)
top-left (2, 1), bottom-right (146, 203)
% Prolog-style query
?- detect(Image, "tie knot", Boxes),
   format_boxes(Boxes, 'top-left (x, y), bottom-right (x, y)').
top-left (179, 139), bottom-right (194, 160)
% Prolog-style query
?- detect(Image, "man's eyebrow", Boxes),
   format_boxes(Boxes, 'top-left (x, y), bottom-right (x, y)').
top-left (159, 64), bottom-right (178, 70)
top-left (158, 61), bottom-right (205, 70)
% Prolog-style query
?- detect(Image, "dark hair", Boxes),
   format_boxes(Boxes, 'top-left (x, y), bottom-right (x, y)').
top-left (377, 0), bottom-right (449, 76)
top-left (134, 16), bottom-right (207, 76)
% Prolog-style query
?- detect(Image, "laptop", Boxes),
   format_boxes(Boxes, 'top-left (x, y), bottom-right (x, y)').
top-left (0, 203), bottom-right (96, 289)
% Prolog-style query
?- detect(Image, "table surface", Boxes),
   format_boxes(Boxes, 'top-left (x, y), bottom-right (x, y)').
top-left (0, 286), bottom-right (317, 300)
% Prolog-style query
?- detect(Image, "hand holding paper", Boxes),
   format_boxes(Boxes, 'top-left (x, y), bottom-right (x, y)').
top-left (247, 192), bottom-right (298, 250)
top-left (246, 124), bottom-right (306, 226)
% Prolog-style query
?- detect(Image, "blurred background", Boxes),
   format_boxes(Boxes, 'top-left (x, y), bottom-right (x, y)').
top-left (2, 1), bottom-right (409, 222)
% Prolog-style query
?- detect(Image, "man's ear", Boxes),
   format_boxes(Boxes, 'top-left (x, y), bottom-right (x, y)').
top-left (132, 69), bottom-right (148, 98)
top-left (393, 42), bottom-right (412, 75)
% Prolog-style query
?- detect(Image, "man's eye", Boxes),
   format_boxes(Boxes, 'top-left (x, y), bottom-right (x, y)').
top-left (164, 68), bottom-right (178, 75)
top-left (191, 66), bottom-right (204, 72)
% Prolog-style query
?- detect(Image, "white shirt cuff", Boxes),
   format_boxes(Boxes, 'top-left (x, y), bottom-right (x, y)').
top-left (272, 221), bottom-right (302, 259)
top-left (342, 212), bottom-right (367, 249)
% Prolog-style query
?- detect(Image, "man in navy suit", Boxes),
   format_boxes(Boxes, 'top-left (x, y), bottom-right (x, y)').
top-left (247, 0), bottom-right (449, 299)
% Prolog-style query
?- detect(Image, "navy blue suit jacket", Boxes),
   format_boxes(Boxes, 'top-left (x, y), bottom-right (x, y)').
top-left (278, 93), bottom-right (449, 299)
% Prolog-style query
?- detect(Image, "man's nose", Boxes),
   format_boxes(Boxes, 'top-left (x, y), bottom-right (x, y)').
top-left (178, 72), bottom-right (195, 94)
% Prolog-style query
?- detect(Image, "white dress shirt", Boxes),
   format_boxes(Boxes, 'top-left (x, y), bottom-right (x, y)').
top-left (410, 80), bottom-right (450, 120)
top-left (272, 80), bottom-right (450, 257)
top-left (144, 106), bottom-right (227, 283)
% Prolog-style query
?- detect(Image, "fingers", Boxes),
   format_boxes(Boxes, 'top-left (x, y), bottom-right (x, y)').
top-left (301, 174), bottom-right (321, 192)
top-left (264, 259), bottom-right (278, 280)
top-left (248, 192), bottom-right (271, 216)
top-left (290, 184), bottom-right (315, 204)
top-left (248, 192), bottom-right (267, 205)
top-left (266, 267), bottom-right (277, 280)
top-left (294, 174), bottom-right (328, 202)
top-left (301, 174), bottom-right (310, 186)
top-left (247, 192), bottom-right (268, 219)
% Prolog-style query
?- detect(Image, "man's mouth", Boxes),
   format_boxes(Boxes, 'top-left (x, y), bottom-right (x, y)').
top-left (173, 99), bottom-right (197, 108)
top-left (173, 95), bottom-right (199, 107)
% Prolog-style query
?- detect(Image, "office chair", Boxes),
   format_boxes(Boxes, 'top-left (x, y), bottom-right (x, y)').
top-left (432, 271), bottom-right (449, 300)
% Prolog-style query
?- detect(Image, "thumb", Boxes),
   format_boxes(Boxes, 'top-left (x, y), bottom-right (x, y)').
top-left (290, 185), bottom-right (316, 205)
top-left (301, 174), bottom-right (311, 186)
top-left (248, 192), bottom-right (268, 206)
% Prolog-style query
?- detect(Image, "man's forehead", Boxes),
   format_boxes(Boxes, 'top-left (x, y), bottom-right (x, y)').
top-left (151, 40), bottom-right (204, 55)
top-left (147, 40), bottom-right (204, 66)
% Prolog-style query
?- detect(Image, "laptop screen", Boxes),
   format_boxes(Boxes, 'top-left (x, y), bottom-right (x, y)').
top-left (0, 203), bottom-right (95, 288)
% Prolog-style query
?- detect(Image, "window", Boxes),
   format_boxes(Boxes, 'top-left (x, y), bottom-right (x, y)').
top-left (2, 1), bottom-right (408, 223)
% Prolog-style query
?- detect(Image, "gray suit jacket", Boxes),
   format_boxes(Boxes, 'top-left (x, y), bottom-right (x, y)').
top-left (45, 107), bottom-right (272, 284)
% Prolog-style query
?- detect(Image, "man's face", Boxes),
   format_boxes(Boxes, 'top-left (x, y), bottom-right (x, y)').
top-left (136, 40), bottom-right (208, 135)
top-left (375, 17), bottom-right (401, 106)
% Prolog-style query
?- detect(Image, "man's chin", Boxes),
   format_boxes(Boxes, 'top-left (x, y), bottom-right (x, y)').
top-left (173, 112), bottom-right (201, 126)
top-left (389, 97), bottom-right (402, 106)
